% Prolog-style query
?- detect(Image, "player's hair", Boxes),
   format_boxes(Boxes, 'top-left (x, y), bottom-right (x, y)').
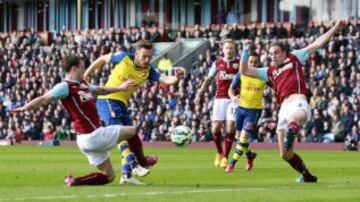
top-left (222, 38), bottom-right (235, 46)
top-left (62, 55), bottom-right (82, 73)
top-left (250, 52), bottom-right (261, 61)
top-left (270, 42), bottom-right (288, 52)
top-left (136, 40), bottom-right (153, 50)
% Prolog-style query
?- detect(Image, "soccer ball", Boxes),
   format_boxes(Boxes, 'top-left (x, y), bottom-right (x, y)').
top-left (171, 125), bottom-right (193, 147)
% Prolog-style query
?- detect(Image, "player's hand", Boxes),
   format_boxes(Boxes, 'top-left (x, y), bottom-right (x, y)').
top-left (175, 67), bottom-right (186, 79)
top-left (118, 79), bottom-right (136, 91)
top-left (83, 75), bottom-right (91, 83)
top-left (10, 106), bottom-right (25, 114)
top-left (242, 39), bottom-right (253, 50)
top-left (231, 95), bottom-right (240, 104)
top-left (334, 19), bottom-right (346, 32)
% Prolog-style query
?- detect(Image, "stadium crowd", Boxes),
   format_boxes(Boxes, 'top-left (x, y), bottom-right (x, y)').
top-left (0, 20), bottom-right (359, 145)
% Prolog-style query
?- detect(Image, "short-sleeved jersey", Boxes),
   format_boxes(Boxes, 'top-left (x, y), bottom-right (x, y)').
top-left (231, 73), bottom-right (266, 109)
top-left (208, 58), bottom-right (239, 99)
top-left (98, 51), bottom-right (161, 106)
top-left (48, 80), bottom-right (101, 134)
top-left (255, 49), bottom-right (309, 105)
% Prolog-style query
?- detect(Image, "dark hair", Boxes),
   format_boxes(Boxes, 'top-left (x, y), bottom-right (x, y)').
top-left (249, 52), bottom-right (261, 61)
top-left (270, 42), bottom-right (287, 52)
top-left (136, 40), bottom-right (153, 50)
top-left (62, 55), bottom-right (82, 73)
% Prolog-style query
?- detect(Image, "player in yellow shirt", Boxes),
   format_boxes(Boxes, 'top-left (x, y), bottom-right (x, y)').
top-left (226, 52), bottom-right (266, 172)
top-left (84, 40), bottom-right (184, 175)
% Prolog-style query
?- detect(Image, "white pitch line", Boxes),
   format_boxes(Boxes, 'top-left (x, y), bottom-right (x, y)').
top-left (1, 184), bottom-right (360, 201)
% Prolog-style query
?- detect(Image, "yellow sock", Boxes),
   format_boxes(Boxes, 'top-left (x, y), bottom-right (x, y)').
top-left (230, 137), bottom-right (251, 166)
top-left (232, 144), bottom-right (243, 161)
top-left (240, 137), bottom-right (250, 152)
top-left (118, 141), bottom-right (131, 157)
top-left (118, 141), bottom-right (137, 168)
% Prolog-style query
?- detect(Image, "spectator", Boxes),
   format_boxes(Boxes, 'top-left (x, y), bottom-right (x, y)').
top-left (306, 127), bottom-right (322, 143)
top-left (157, 54), bottom-right (173, 75)
top-left (331, 114), bottom-right (345, 142)
top-left (54, 126), bottom-right (68, 141)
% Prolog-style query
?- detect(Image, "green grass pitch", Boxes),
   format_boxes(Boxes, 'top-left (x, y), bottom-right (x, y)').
top-left (0, 145), bottom-right (359, 202)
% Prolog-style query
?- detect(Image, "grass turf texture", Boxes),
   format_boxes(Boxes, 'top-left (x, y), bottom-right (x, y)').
top-left (0, 145), bottom-right (359, 202)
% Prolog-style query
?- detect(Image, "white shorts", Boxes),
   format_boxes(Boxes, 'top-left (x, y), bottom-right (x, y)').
top-left (76, 125), bottom-right (122, 166)
top-left (277, 98), bottom-right (311, 131)
top-left (211, 99), bottom-right (236, 121)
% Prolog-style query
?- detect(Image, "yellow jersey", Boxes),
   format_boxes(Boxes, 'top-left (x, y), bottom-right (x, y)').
top-left (231, 73), bottom-right (266, 109)
top-left (98, 51), bottom-right (160, 106)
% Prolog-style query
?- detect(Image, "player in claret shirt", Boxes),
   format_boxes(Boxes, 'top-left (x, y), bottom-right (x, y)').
top-left (240, 20), bottom-right (345, 183)
top-left (195, 39), bottom-right (238, 168)
top-left (12, 55), bottom-right (148, 186)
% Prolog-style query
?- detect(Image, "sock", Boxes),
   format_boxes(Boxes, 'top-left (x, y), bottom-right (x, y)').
top-left (229, 137), bottom-right (249, 166)
top-left (229, 148), bottom-right (243, 165)
top-left (73, 172), bottom-right (109, 186)
top-left (213, 131), bottom-right (223, 155)
top-left (122, 163), bottom-right (132, 177)
top-left (285, 121), bottom-right (300, 150)
top-left (118, 141), bottom-right (137, 169)
top-left (223, 132), bottom-right (235, 158)
top-left (286, 153), bottom-right (312, 178)
top-left (127, 134), bottom-right (147, 167)
top-left (239, 137), bottom-right (250, 155)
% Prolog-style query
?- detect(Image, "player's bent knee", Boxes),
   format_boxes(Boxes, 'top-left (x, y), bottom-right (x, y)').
top-left (240, 131), bottom-right (250, 139)
top-left (226, 121), bottom-right (236, 132)
top-left (118, 126), bottom-right (136, 142)
top-left (211, 122), bottom-right (223, 133)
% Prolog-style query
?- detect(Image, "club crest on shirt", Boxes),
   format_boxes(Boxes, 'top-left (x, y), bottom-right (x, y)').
top-left (233, 64), bottom-right (239, 69)
top-left (78, 91), bottom-right (93, 102)
top-left (140, 70), bottom-right (148, 77)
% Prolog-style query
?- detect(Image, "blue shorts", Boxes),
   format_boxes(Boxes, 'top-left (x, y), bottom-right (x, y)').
top-left (235, 106), bottom-right (262, 133)
top-left (96, 99), bottom-right (132, 126)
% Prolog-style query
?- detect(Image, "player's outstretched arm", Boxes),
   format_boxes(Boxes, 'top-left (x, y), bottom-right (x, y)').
top-left (11, 94), bottom-right (55, 113)
top-left (158, 67), bottom-right (185, 85)
top-left (194, 76), bottom-right (212, 105)
top-left (304, 19), bottom-right (345, 55)
top-left (194, 62), bottom-right (216, 105)
top-left (91, 79), bottom-right (136, 95)
top-left (83, 53), bottom-right (112, 82)
top-left (239, 44), bottom-right (259, 78)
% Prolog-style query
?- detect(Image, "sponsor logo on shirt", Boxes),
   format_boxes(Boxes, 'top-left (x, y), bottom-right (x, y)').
top-left (219, 71), bottom-right (235, 80)
top-left (244, 83), bottom-right (263, 92)
top-left (272, 63), bottom-right (293, 78)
